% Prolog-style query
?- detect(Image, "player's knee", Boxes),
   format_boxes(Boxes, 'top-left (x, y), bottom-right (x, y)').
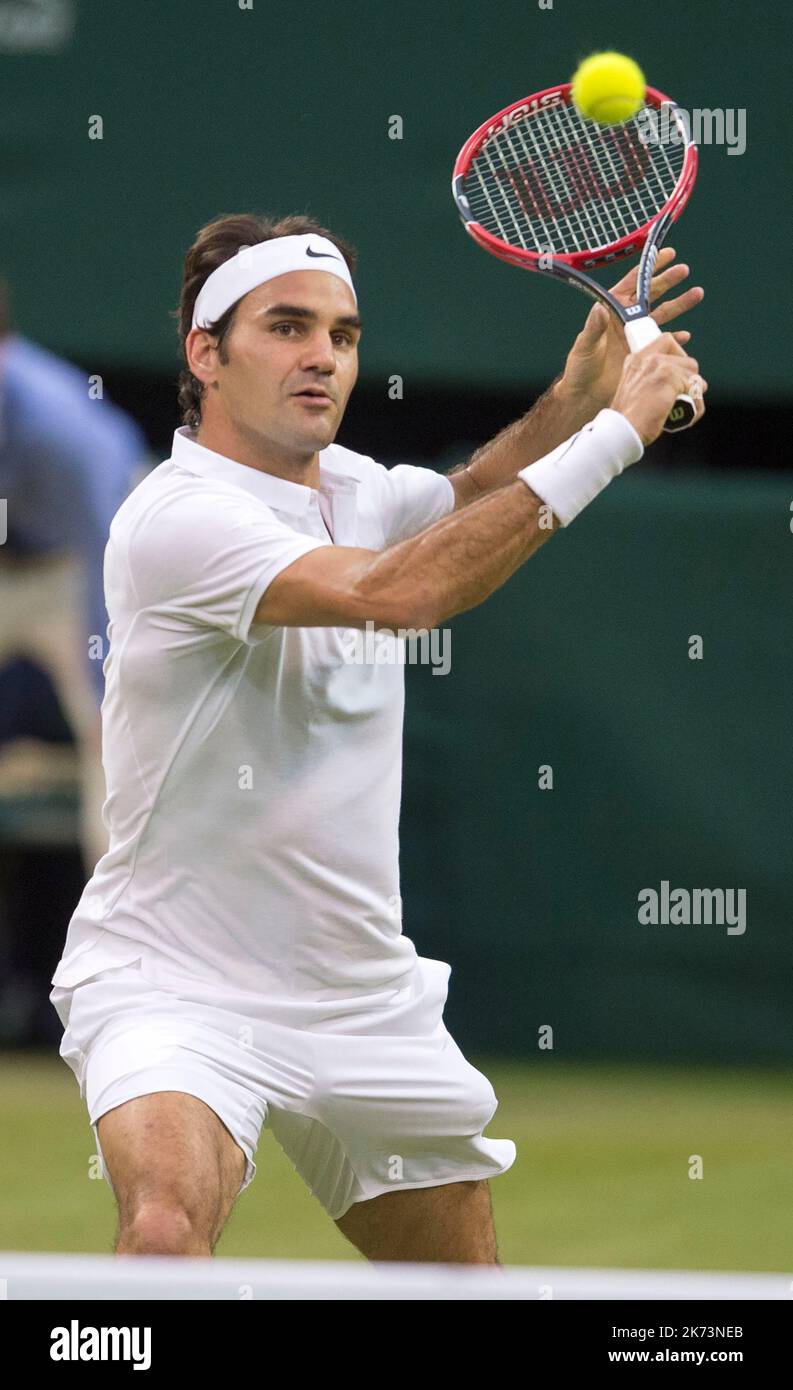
top-left (118, 1198), bottom-right (211, 1256)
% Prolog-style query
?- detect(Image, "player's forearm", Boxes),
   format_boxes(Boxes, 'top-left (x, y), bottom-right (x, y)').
top-left (447, 375), bottom-right (598, 502)
top-left (355, 409), bottom-right (642, 629)
top-left (357, 477), bottom-right (558, 629)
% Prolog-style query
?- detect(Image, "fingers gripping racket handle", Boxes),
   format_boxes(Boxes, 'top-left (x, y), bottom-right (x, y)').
top-left (623, 317), bottom-right (698, 433)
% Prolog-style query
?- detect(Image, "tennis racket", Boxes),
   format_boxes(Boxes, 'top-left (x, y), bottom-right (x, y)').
top-left (452, 83), bottom-right (700, 432)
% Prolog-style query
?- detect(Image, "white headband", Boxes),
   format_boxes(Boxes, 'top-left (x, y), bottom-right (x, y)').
top-left (191, 233), bottom-right (356, 330)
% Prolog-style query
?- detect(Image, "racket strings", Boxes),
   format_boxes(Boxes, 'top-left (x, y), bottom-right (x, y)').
top-left (464, 101), bottom-right (685, 256)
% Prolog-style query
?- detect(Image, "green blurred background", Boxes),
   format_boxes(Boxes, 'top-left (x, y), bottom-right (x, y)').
top-left (1, 0), bottom-right (790, 397)
top-left (0, 0), bottom-right (790, 1271)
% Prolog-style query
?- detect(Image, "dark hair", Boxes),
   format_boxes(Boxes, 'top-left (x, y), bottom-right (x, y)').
top-left (171, 213), bottom-right (358, 431)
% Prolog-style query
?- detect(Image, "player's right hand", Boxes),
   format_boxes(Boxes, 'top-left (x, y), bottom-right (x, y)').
top-left (611, 333), bottom-right (707, 446)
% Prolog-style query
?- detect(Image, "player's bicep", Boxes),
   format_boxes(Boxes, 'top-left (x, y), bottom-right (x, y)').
top-left (253, 544), bottom-right (404, 631)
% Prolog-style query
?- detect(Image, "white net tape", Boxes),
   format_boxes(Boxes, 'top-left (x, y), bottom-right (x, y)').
top-left (1, 1253), bottom-right (790, 1300)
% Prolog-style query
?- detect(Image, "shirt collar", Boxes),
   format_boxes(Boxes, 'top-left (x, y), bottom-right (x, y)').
top-left (170, 425), bottom-right (360, 514)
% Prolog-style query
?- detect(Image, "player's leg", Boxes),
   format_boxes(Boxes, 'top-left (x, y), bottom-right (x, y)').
top-left (270, 959), bottom-right (516, 1265)
top-left (96, 1091), bottom-right (248, 1255)
top-left (334, 1178), bottom-right (500, 1264)
top-left (268, 1021), bottom-right (514, 1266)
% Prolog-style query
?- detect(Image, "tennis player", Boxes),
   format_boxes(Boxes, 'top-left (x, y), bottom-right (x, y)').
top-left (49, 212), bottom-right (704, 1264)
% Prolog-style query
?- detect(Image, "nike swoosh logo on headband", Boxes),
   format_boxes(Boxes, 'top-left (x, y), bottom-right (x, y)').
top-left (305, 246), bottom-right (340, 260)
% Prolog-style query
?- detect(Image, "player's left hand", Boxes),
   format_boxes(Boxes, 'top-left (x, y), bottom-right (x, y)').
top-left (560, 247), bottom-right (705, 411)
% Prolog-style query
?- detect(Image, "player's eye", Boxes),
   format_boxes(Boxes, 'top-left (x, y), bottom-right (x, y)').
top-left (271, 324), bottom-right (353, 345)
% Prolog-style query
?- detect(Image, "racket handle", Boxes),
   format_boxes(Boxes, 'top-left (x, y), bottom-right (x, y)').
top-left (623, 316), bottom-right (699, 433)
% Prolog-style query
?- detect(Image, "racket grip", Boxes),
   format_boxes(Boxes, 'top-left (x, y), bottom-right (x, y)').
top-left (623, 316), bottom-right (699, 433)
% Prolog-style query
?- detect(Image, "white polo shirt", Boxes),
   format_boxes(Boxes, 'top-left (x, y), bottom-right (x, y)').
top-left (51, 427), bottom-right (456, 1020)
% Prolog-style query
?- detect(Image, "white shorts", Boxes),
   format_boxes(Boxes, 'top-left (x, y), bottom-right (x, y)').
top-left (49, 948), bottom-right (516, 1221)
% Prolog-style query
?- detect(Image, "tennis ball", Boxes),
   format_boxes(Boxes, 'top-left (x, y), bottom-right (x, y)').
top-left (571, 51), bottom-right (646, 125)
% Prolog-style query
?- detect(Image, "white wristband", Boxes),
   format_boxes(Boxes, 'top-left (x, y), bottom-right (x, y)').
top-left (517, 409), bottom-right (644, 526)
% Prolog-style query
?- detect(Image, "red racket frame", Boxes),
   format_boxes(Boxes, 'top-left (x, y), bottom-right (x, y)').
top-left (452, 83), bottom-right (698, 271)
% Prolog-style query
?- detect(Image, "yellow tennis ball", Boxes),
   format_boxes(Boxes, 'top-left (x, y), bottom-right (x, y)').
top-left (571, 51), bottom-right (646, 125)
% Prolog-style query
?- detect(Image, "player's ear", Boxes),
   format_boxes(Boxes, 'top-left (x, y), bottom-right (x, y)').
top-left (186, 327), bottom-right (219, 384)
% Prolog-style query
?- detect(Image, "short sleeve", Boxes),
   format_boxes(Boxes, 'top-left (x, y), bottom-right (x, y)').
top-left (127, 489), bottom-right (327, 645)
top-left (380, 463), bottom-right (455, 546)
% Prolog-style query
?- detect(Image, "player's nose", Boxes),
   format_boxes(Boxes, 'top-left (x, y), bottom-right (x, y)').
top-left (298, 331), bottom-right (338, 371)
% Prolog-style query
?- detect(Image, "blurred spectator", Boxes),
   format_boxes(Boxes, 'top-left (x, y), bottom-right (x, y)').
top-left (0, 280), bottom-right (150, 873)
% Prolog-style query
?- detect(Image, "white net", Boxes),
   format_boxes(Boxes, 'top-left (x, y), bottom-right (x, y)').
top-left (1, 1253), bottom-right (789, 1300)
